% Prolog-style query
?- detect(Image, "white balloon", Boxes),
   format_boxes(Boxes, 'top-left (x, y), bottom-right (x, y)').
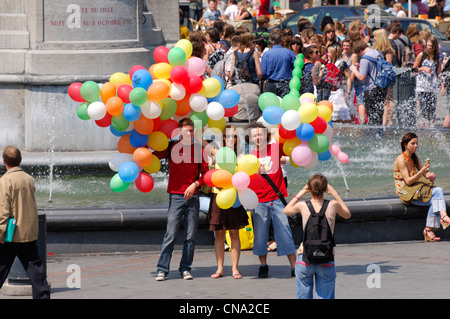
top-left (281, 110), bottom-right (301, 131)
top-left (170, 83), bottom-right (186, 101)
top-left (109, 153), bottom-right (134, 172)
top-left (87, 101), bottom-right (107, 120)
top-left (206, 102), bottom-right (225, 121)
top-left (189, 93), bottom-right (208, 112)
top-left (141, 100), bottom-right (162, 119)
top-left (238, 188), bottom-right (259, 210)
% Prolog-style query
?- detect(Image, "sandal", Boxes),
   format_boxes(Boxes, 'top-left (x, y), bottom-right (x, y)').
top-left (423, 228), bottom-right (440, 242)
top-left (441, 215), bottom-right (450, 229)
top-left (211, 273), bottom-right (223, 279)
top-left (233, 273), bottom-right (243, 279)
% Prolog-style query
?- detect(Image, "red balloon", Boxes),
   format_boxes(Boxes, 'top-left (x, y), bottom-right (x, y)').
top-left (204, 169), bottom-right (218, 187)
top-left (117, 85), bottom-right (133, 104)
top-left (310, 116), bottom-right (327, 134)
top-left (224, 104), bottom-right (238, 117)
top-left (170, 66), bottom-right (189, 84)
top-left (68, 82), bottom-right (86, 102)
top-left (184, 76), bottom-right (203, 94)
top-left (152, 117), bottom-right (161, 131)
top-left (129, 65), bottom-right (146, 79)
top-left (135, 172), bottom-right (155, 193)
top-left (278, 125), bottom-right (297, 139)
top-left (95, 113), bottom-right (112, 127)
top-left (153, 46), bottom-right (170, 64)
top-left (158, 119), bottom-right (179, 139)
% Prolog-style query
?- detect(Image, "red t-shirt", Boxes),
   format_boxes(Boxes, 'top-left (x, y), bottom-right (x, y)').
top-left (250, 143), bottom-right (287, 202)
top-left (154, 141), bottom-right (208, 194)
top-left (258, 0), bottom-right (270, 16)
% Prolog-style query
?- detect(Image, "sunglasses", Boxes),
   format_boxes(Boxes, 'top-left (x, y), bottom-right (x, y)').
top-left (313, 51), bottom-right (319, 54)
top-left (327, 30), bottom-right (336, 33)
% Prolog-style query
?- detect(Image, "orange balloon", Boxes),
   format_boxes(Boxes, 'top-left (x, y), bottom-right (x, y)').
top-left (274, 128), bottom-right (286, 144)
top-left (147, 82), bottom-right (170, 101)
top-left (117, 134), bottom-right (136, 154)
top-left (175, 93), bottom-right (192, 116)
top-left (134, 114), bottom-right (154, 135)
top-left (318, 100), bottom-right (334, 112)
top-left (211, 169), bottom-right (233, 188)
top-left (133, 147), bottom-right (153, 167)
top-left (100, 82), bottom-right (117, 103)
top-left (149, 64), bottom-right (156, 78)
top-left (106, 96), bottom-right (124, 116)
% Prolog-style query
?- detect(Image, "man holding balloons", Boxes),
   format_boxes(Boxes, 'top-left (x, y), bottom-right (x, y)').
top-left (247, 123), bottom-right (297, 278)
top-left (155, 118), bottom-right (209, 281)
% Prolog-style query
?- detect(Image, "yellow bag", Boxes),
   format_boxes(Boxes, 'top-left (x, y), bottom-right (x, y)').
top-left (225, 211), bottom-right (254, 250)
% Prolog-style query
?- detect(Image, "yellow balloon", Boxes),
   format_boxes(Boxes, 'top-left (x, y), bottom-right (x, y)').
top-left (175, 39), bottom-right (193, 59)
top-left (318, 104), bottom-right (332, 122)
top-left (208, 118), bottom-right (226, 132)
top-left (110, 72), bottom-right (131, 85)
top-left (283, 137), bottom-right (302, 156)
top-left (143, 155), bottom-right (161, 174)
top-left (153, 62), bottom-right (172, 80)
top-left (298, 102), bottom-right (319, 123)
top-left (289, 156), bottom-right (301, 168)
top-left (200, 78), bottom-right (222, 98)
top-left (148, 131), bottom-right (169, 151)
top-left (216, 187), bottom-right (237, 209)
top-left (236, 154), bottom-right (259, 176)
top-left (300, 92), bottom-right (317, 104)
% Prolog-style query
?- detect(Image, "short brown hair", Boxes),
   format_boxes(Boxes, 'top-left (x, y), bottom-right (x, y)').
top-left (352, 40), bottom-right (368, 54)
top-left (307, 174), bottom-right (328, 198)
top-left (178, 118), bottom-right (194, 128)
top-left (257, 15), bottom-right (270, 26)
top-left (3, 145), bottom-right (22, 167)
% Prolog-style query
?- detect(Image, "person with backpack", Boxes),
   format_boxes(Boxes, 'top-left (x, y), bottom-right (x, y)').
top-left (350, 40), bottom-right (395, 125)
top-left (230, 32), bottom-right (262, 85)
top-left (284, 174), bottom-right (351, 299)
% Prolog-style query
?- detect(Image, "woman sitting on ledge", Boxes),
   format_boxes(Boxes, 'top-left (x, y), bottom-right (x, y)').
top-left (393, 132), bottom-right (449, 242)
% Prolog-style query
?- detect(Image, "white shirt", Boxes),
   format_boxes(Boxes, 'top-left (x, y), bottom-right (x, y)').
top-left (224, 4), bottom-right (239, 19)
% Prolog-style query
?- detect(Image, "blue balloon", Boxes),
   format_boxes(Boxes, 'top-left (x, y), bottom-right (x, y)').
top-left (118, 161), bottom-right (140, 182)
top-left (129, 129), bottom-right (148, 148)
top-left (262, 105), bottom-right (284, 125)
top-left (318, 150), bottom-right (332, 161)
top-left (132, 69), bottom-right (153, 90)
top-left (123, 103), bottom-right (141, 121)
top-left (232, 195), bottom-right (241, 208)
top-left (110, 125), bottom-right (130, 137)
top-left (296, 123), bottom-right (315, 141)
top-left (219, 89), bottom-right (240, 108)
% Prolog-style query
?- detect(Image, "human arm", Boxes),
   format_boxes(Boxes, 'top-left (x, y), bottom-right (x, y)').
top-left (396, 156), bottom-right (430, 186)
top-left (349, 61), bottom-right (367, 82)
top-left (326, 185), bottom-right (351, 219)
top-left (254, 50), bottom-right (263, 80)
top-left (284, 184), bottom-right (309, 215)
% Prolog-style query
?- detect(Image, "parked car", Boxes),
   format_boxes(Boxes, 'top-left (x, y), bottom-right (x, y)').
top-left (340, 16), bottom-right (450, 58)
top-left (273, 5), bottom-right (393, 34)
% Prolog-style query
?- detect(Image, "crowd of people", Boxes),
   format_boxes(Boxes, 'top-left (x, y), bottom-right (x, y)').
top-left (180, 0), bottom-right (450, 127)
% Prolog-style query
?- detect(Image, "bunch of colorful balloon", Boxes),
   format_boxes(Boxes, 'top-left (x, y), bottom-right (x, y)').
top-left (259, 90), bottom-right (349, 169)
top-left (67, 39), bottom-right (240, 193)
top-left (203, 148), bottom-right (260, 210)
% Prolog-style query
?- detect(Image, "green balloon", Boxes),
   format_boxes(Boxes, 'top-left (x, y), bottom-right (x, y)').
top-left (216, 147), bottom-right (237, 173)
top-left (292, 66), bottom-right (302, 78)
top-left (168, 47), bottom-right (187, 66)
top-left (159, 98), bottom-right (177, 120)
top-left (111, 113), bottom-right (130, 132)
top-left (290, 89), bottom-right (300, 98)
top-left (110, 173), bottom-right (131, 193)
top-left (258, 92), bottom-right (280, 111)
top-left (308, 134), bottom-right (330, 153)
top-left (80, 81), bottom-right (101, 102)
top-left (77, 102), bottom-right (91, 120)
top-left (190, 111), bottom-right (208, 128)
top-left (129, 87), bottom-right (148, 106)
top-left (289, 77), bottom-right (301, 91)
top-left (281, 93), bottom-right (301, 112)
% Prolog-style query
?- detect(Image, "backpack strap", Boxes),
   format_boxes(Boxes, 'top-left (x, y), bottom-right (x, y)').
top-left (305, 199), bottom-right (330, 217)
top-left (261, 174), bottom-right (287, 206)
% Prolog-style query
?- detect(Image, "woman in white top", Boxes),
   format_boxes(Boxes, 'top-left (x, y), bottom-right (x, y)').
top-left (284, 174), bottom-right (351, 299)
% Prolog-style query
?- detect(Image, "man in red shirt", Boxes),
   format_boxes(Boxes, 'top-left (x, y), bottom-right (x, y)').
top-left (154, 118), bottom-right (209, 281)
top-left (258, 0), bottom-right (270, 16)
top-left (247, 123), bottom-right (296, 278)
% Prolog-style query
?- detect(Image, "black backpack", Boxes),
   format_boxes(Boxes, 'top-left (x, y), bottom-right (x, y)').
top-left (231, 49), bottom-right (254, 85)
top-left (302, 199), bottom-right (335, 264)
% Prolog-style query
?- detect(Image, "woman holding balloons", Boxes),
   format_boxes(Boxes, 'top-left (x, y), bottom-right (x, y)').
top-left (206, 125), bottom-right (249, 279)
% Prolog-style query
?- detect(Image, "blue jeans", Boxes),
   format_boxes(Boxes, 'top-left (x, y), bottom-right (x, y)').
top-left (252, 199), bottom-right (296, 256)
top-left (412, 187), bottom-right (447, 229)
top-left (295, 254), bottom-right (336, 299)
top-left (156, 193), bottom-right (199, 275)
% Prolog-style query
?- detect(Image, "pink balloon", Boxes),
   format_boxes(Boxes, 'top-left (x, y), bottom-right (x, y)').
top-left (337, 151), bottom-right (349, 164)
top-left (300, 97), bottom-right (315, 105)
top-left (329, 143), bottom-right (341, 156)
top-left (232, 171), bottom-right (250, 190)
top-left (291, 144), bottom-right (313, 166)
top-left (184, 57), bottom-right (206, 77)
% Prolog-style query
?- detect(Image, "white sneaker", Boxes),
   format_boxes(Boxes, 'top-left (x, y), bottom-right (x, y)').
top-left (155, 272), bottom-right (166, 281)
top-left (181, 270), bottom-right (193, 280)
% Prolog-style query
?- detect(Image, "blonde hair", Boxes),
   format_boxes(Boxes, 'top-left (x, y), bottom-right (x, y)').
top-left (327, 45), bottom-right (342, 64)
top-left (372, 28), bottom-right (394, 55)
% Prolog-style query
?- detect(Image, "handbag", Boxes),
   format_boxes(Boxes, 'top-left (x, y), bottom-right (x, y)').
top-left (225, 211), bottom-right (254, 250)
top-left (4, 218), bottom-right (16, 242)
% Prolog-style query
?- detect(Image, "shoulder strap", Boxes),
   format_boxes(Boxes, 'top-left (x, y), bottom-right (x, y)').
top-left (243, 49), bottom-right (254, 63)
top-left (305, 199), bottom-right (330, 216)
top-left (261, 174), bottom-right (287, 206)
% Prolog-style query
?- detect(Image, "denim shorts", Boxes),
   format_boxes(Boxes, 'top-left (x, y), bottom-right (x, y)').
top-left (295, 254), bottom-right (336, 299)
top-left (252, 199), bottom-right (296, 256)
top-left (354, 85), bottom-right (364, 106)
